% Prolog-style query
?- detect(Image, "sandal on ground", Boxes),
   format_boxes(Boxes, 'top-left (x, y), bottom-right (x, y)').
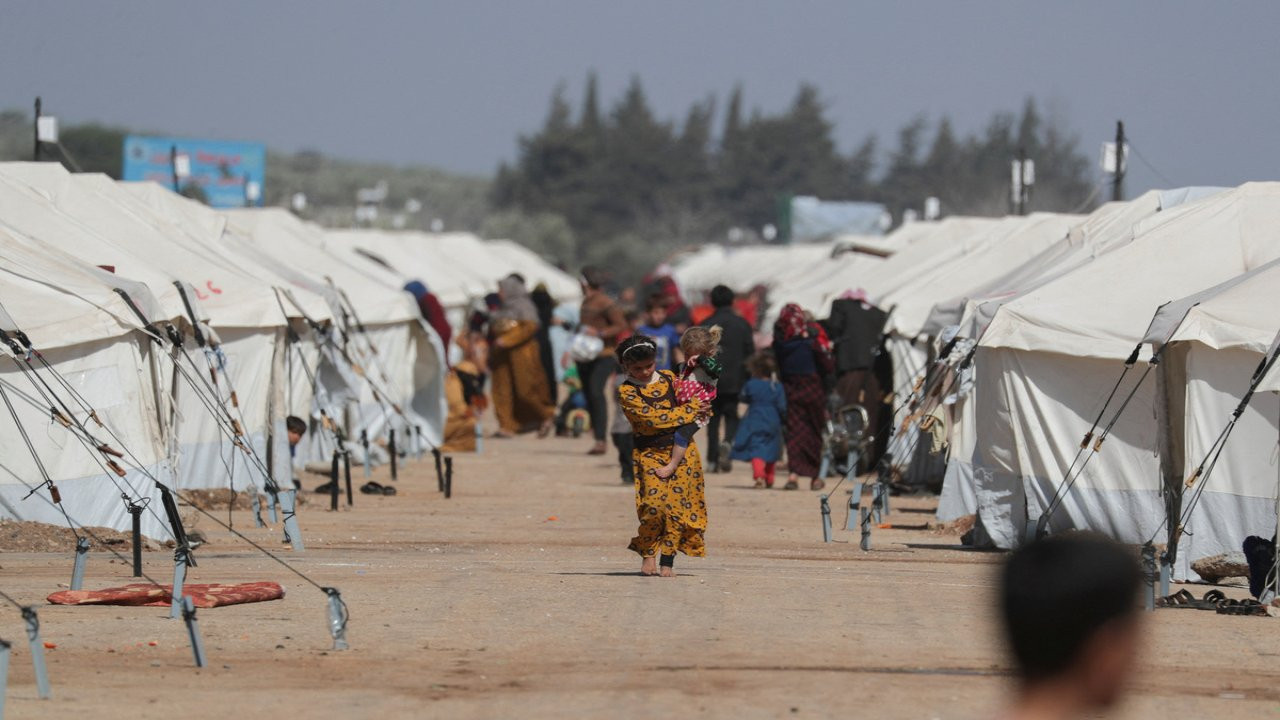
top-left (1155, 589), bottom-right (1196, 608)
top-left (537, 419), bottom-right (554, 438)
top-left (1216, 597), bottom-right (1267, 616)
top-left (783, 480), bottom-right (799, 490)
top-left (752, 477), bottom-right (766, 489)
top-left (492, 430), bottom-right (515, 439)
top-left (360, 481), bottom-right (384, 495)
top-left (587, 442), bottom-right (607, 455)
top-left (810, 478), bottom-right (826, 491)
top-left (381, 484), bottom-right (397, 496)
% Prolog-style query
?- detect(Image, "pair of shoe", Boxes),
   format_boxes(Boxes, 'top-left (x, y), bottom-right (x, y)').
top-left (360, 481), bottom-right (397, 496)
top-left (752, 477), bottom-right (774, 489)
top-left (314, 481), bottom-right (337, 494)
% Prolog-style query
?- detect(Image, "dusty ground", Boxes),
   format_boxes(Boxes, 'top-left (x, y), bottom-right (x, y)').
top-left (1, 432), bottom-right (1277, 719)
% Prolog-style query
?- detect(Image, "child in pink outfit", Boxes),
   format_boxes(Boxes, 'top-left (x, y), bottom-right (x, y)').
top-left (653, 326), bottom-right (722, 479)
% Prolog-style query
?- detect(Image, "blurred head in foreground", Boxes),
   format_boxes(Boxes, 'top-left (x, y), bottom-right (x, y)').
top-left (1001, 532), bottom-right (1142, 719)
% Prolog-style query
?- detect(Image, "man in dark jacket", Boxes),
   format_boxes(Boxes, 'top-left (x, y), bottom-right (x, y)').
top-left (701, 285), bottom-right (755, 472)
top-left (826, 292), bottom-right (889, 467)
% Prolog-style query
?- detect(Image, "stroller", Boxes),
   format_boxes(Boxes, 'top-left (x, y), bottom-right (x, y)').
top-left (817, 392), bottom-right (873, 480)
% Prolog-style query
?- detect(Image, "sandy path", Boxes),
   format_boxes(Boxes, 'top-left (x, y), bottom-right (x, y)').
top-left (0, 432), bottom-right (1275, 719)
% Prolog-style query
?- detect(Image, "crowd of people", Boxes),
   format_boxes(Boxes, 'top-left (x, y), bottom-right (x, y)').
top-left (425, 267), bottom-right (893, 491)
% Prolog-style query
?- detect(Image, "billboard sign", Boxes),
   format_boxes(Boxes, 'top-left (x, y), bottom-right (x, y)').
top-left (122, 135), bottom-right (266, 208)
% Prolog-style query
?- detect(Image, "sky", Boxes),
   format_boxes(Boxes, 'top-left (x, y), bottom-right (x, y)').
top-left (2, 1), bottom-right (1278, 197)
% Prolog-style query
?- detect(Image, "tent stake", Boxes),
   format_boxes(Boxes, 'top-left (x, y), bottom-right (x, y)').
top-left (859, 507), bottom-right (872, 551)
top-left (846, 481), bottom-right (865, 532)
top-left (343, 450), bottom-right (353, 507)
top-left (0, 637), bottom-right (10, 717)
top-left (128, 501), bottom-right (144, 577)
top-left (169, 547), bottom-right (191, 620)
top-left (444, 457), bottom-right (453, 499)
top-left (279, 488), bottom-right (304, 552)
top-left (388, 428), bottom-right (398, 482)
top-left (323, 587), bottom-right (349, 650)
top-left (819, 495), bottom-right (832, 543)
top-left (1141, 542), bottom-right (1157, 611)
top-left (249, 487), bottom-right (266, 529)
top-left (180, 597), bottom-right (207, 667)
top-left (360, 430), bottom-right (372, 479)
top-left (329, 450), bottom-right (340, 511)
top-left (432, 449), bottom-right (444, 491)
top-left (70, 536), bottom-right (89, 590)
top-left (21, 608), bottom-right (50, 699)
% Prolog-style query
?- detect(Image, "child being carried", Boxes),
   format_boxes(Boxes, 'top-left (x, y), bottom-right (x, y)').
top-left (653, 325), bottom-right (723, 480)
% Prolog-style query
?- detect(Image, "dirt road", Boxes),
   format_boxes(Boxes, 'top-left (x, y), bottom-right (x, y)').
top-left (0, 433), bottom-right (1275, 719)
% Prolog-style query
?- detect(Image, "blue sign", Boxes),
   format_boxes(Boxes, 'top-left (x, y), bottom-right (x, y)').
top-left (122, 135), bottom-right (266, 208)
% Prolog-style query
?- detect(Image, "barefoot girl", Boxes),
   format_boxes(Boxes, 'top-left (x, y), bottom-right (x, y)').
top-left (615, 335), bottom-right (709, 577)
top-left (652, 326), bottom-right (722, 480)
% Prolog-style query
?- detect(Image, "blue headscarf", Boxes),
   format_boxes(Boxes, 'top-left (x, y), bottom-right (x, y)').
top-left (404, 280), bottom-right (428, 302)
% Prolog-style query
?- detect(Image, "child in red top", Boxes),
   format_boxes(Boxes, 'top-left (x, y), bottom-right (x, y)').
top-left (653, 326), bottom-right (722, 479)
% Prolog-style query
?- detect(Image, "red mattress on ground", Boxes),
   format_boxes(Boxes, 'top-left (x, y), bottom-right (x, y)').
top-left (48, 581), bottom-right (285, 608)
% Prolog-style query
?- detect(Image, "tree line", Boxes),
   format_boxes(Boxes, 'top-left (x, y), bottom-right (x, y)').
top-left (492, 75), bottom-right (1097, 278)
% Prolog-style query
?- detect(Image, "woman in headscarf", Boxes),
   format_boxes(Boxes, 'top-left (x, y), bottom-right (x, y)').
top-left (489, 274), bottom-right (556, 438)
top-left (404, 280), bottom-right (452, 354)
top-left (530, 282), bottom-right (558, 407)
top-left (773, 303), bottom-right (834, 490)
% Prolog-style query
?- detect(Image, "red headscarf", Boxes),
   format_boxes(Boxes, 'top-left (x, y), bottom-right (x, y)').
top-left (774, 303), bottom-right (833, 355)
top-left (774, 303), bottom-right (809, 342)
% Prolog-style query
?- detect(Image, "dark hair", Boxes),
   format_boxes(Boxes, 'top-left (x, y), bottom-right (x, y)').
top-left (615, 334), bottom-right (657, 365)
top-left (645, 292), bottom-right (667, 312)
top-left (286, 415), bottom-right (307, 436)
top-left (580, 266), bottom-right (607, 290)
top-left (710, 285), bottom-right (734, 309)
top-left (1001, 532), bottom-right (1141, 683)
top-left (747, 351), bottom-right (776, 378)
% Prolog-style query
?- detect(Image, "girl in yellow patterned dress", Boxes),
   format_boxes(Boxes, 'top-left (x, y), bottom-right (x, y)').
top-left (615, 335), bottom-right (708, 577)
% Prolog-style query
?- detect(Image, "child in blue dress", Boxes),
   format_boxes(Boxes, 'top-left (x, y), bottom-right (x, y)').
top-left (731, 352), bottom-right (787, 488)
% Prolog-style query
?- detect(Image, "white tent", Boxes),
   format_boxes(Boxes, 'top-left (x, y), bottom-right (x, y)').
top-left (937, 190), bottom-right (1226, 523)
top-left (972, 183), bottom-right (1280, 576)
top-left (0, 224), bottom-right (174, 539)
top-left (222, 209), bottom-right (447, 456)
top-left (1138, 260), bottom-right (1280, 575)
top-left (0, 164), bottom-right (292, 498)
top-left (478, 239), bottom-right (581, 302)
top-left (892, 212), bottom-right (1083, 339)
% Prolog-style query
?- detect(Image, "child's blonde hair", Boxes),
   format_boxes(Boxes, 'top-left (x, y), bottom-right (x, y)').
top-left (681, 325), bottom-right (722, 357)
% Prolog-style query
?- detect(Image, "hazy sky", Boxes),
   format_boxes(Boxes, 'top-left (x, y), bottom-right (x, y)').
top-left (3, 1), bottom-right (1278, 197)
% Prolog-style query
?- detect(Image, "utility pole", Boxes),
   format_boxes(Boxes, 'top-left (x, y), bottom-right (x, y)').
top-left (170, 145), bottom-right (180, 194)
top-left (1011, 148), bottom-right (1034, 215)
top-left (33, 97), bottom-right (41, 161)
top-left (1112, 120), bottom-right (1126, 201)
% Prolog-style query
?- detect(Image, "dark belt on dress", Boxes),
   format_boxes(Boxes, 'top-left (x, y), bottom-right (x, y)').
top-left (634, 432), bottom-right (675, 450)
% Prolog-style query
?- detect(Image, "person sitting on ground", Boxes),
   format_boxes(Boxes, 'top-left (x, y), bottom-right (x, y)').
top-left (653, 326), bottom-right (722, 480)
top-left (1000, 532), bottom-right (1142, 720)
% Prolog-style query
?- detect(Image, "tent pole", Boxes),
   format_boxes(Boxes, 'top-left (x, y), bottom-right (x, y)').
top-left (69, 536), bottom-right (89, 590)
top-left (22, 607), bottom-right (50, 699)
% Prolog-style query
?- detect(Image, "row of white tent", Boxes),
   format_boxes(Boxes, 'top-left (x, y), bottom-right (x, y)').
top-left (0, 161), bottom-right (579, 540)
top-left (672, 183), bottom-right (1280, 580)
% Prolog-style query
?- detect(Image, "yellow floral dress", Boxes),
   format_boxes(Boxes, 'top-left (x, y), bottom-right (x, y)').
top-left (618, 370), bottom-right (708, 558)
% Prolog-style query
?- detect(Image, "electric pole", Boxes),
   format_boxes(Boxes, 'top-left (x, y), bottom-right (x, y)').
top-left (1112, 120), bottom-right (1125, 202)
top-left (33, 97), bottom-right (41, 161)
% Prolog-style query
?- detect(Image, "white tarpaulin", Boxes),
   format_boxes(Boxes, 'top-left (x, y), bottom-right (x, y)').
top-left (973, 183), bottom-right (1280, 574)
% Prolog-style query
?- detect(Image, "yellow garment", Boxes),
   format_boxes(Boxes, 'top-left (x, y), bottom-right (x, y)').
top-left (440, 370), bottom-right (477, 453)
top-left (489, 319), bottom-right (555, 433)
top-left (618, 370), bottom-right (708, 558)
